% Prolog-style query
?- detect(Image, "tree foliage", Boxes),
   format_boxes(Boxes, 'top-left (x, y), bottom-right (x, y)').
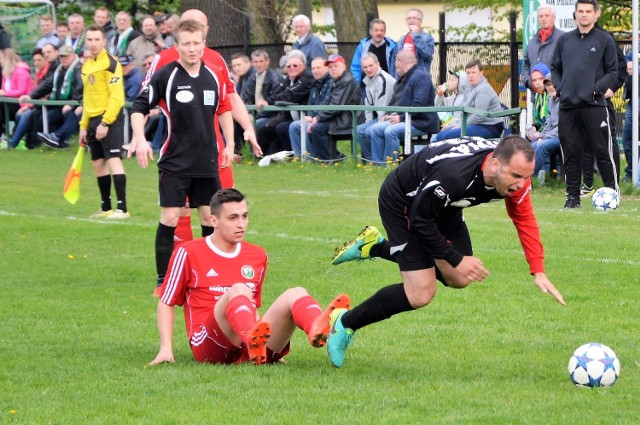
top-left (50, 0), bottom-right (180, 26)
top-left (444, 0), bottom-right (634, 41)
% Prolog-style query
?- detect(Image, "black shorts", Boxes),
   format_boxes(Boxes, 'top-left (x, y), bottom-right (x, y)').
top-left (158, 172), bottom-right (221, 208)
top-left (87, 113), bottom-right (125, 161)
top-left (378, 179), bottom-right (473, 272)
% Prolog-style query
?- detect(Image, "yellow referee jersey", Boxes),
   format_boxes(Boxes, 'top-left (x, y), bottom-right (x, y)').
top-left (80, 49), bottom-right (125, 130)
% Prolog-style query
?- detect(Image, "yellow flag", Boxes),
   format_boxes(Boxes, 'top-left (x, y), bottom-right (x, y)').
top-left (63, 145), bottom-right (85, 205)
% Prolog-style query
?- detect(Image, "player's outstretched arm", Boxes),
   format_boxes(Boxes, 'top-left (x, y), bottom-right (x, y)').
top-left (149, 302), bottom-right (176, 366)
top-left (533, 272), bottom-right (565, 305)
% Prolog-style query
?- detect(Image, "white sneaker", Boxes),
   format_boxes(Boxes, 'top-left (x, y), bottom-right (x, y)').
top-left (90, 209), bottom-right (113, 218)
top-left (0, 139), bottom-right (8, 150)
top-left (105, 209), bottom-right (130, 219)
top-left (537, 170), bottom-right (545, 186)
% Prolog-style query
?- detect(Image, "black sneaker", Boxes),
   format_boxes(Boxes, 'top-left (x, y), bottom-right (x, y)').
top-left (37, 132), bottom-right (63, 149)
top-left (564, 196), bottom-right (581, 209)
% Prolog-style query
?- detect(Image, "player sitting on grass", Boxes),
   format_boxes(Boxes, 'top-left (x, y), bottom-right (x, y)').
top-left (327, 135), bottom-right (565, 369)
top-left (149, 188), bottom-right (350, 365)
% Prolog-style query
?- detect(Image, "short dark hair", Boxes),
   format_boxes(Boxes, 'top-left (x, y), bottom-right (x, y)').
top-left (493, 135), bottom-right (535, 163)
top-left (210, 189), bottom-right (246, 216)
top-left (575, 0), bottom-right (600, 11)
top-left (86, 23), bottom-right (106, 36)
top-left (369, 18), bottom-right (386, 31)
top-left (231, 52), bottom-right (250, 62)
top-left (32, 47), bottom-right (43, 57)
top-left (465, 59), bottom-right (483, 71)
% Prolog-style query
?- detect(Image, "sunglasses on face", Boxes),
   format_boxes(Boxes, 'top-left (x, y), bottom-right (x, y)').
top-left (286, 64), bottom-right (301, 69)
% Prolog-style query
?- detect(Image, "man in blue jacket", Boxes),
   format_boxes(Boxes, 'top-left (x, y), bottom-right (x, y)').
top-left (350, 19), bottom-right (395, 83)
top-left (392, 8), bottom-right (434, 78)
top-left (367, 50), bottom-right (439, 164)
top-left (292, 15), bottom-right (326, 66)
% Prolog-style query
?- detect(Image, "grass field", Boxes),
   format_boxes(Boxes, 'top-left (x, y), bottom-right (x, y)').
top-left (1, 147), bottom-right (639, 424)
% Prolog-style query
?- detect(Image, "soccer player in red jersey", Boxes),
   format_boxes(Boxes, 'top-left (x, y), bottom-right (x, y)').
top-left (149, 188), bottom-right (351, 365)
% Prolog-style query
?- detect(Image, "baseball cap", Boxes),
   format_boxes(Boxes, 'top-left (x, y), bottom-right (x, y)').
top-left (59, 45), bottom-right (75, 56)
top-left (154, 14), bottom-right (166, 25)
top-left (325, 54), bottom-right (345, 66)
top-left (118, 55), bottom-right (134, 66)
top-left (543, 73), bottom-right (553, 85)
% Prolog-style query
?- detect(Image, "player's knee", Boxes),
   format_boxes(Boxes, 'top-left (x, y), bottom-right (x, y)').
top-left (228, 283), bottom-right (252, 298)
top-left (282, 286), bottom-right (308, 299)
top-left (405, 281), bottom-right (437, 308)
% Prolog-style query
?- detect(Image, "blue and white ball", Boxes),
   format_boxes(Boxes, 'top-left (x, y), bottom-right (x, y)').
top-left (592, 187), bottom-right (620, 211)
top-left (568, 343), bottom-right (620, 387)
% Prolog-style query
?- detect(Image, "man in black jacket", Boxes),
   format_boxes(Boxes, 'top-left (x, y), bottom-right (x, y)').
top-left (551, 0), bottom-right (619, 208)
top-left (243, 50), bottom-right (283, 129)
top-left (306, 54), bottom-right (361, 160)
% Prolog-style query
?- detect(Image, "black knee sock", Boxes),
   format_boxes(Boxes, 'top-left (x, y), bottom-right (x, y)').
top-left (155, 223), bottom-right (175, 287)
top-left (201, 225), bottom-right (214, 237)
top-left (341, 283), bottom-right (414, 331)
top-left (97, 175), bottom-right (112, 211)
top-left (112, 174), bottom-right (127, 212)
top-left (370, 240), bottom-right (395, 262)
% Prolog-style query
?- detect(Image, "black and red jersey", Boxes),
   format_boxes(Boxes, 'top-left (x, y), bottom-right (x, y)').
top-left (132, 60), bottom-right (231, 178)
top-left (384, 137), bottom-right (544, 274)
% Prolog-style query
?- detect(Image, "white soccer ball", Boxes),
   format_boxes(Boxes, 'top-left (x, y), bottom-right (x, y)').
top-left (568, 343), bottom-right (620, 387)
top-left (591, 187), bottom-right (620, 211)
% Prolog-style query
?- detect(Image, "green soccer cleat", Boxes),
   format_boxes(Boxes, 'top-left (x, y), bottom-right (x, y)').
top-left (327, 308), bottom-right (355, 368)
top-left (331, 225), bottom-right (384, 265)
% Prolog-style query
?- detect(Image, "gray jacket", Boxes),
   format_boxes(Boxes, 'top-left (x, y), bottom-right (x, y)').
top-left (363, 68), bottom-right (396, 122)
top-left (522, 26), bottom-right (562, 90)
top-left (463, 77), bottom-right (502, 126)
top-left (539, 95), bottom-right (559, 140)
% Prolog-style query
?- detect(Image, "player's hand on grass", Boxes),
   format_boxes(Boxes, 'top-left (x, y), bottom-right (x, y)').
top-left (533, 272), bottom-right (566, 305)
top-left (149, 348), bottom-right (174, 366)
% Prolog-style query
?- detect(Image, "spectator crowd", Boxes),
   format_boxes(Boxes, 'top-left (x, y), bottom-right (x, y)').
top-left (0, 1), bottom-right (638, 204)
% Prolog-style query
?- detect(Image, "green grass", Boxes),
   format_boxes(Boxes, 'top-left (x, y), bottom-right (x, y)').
top-left (1, 148), bottom-right (639, 424)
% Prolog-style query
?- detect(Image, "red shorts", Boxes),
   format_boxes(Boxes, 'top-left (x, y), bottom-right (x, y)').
top-left (189, 313), bottom-right (289, 364)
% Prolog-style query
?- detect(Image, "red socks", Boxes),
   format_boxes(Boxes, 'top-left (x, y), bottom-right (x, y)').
top-left (225, 295), bottom-right (257, 341)
top-left (291, 295), bottom-right (323, 335)
top-left (173, 215), bottom-right (193, 250)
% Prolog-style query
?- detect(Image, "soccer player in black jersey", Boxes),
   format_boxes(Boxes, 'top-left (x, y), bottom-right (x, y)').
top-left (129, 19), bottom-right (234, 288)
top-left (327, 135), bottom-right (565, 368)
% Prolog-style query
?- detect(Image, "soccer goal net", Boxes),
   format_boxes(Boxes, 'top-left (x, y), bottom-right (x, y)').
top-left (0, 0), bottom-right (56, 61)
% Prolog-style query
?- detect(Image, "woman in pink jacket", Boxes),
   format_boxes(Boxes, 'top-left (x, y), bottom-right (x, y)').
top-left (0, 49), bottom-right (34, 138)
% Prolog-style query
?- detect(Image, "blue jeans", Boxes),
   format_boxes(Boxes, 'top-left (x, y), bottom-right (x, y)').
top-left (435, 122), bottom-right (504, 141)
top-left (621, 104), bottom-right (635, 179)
top-left (532, 137), bottom-right (561, 175)
top-left (368, 121), bottom-right (425, 164)
top-left (9, 108), bottom-right (35, 147)
top-left (289, 120), bottom-right (314, 157)
top-left (53, 108), bottom-right (82, 143)
top-left (356, 119), bottom-right (378, 160)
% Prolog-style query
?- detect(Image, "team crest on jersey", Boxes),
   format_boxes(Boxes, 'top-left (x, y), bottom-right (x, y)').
top-left (241, 266), bottom-right (255, 279)
top-left (88, 74), bottom-right (95, 84)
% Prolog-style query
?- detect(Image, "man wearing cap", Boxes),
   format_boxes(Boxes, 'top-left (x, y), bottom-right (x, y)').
top-left (118, 55), bottom-right (143, 102)
top-left (35, 44), bottom-right (84, 149)
top-left (351, 19), bottom-right (396, 83)
top-left (392, 8), bottom-right (434, 78)
top-left (306, 53), bottom-right (360, 161)
top-left (128, 15), bottom-right (165, 73)
top-left (291, 14), bottom-right (327, 66)
top-left (367, 50), bottom-right (438, 164)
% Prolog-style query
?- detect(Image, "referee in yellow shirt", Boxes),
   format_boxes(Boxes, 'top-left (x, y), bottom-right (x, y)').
top-left (80, 24), bottom-right (129, 219)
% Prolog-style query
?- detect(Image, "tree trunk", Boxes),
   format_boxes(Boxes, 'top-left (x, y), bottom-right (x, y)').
top-left (247, 0), bottom-right (282, 44)
top-left (331, 0), bottom-right (378, 43)
top-left (181, 0), bottom-right (247, 46)
top-left (297, 0), bottom-right (313, 21)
